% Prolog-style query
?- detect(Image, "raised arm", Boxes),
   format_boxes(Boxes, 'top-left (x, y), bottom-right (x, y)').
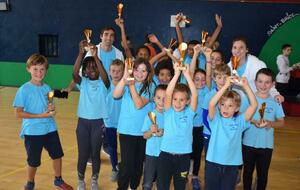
top-left (129, 83), bottom-right (150, 109)
top-left (73, 40), bottom-right (86, 84)
top-left (204, 48), bottom-right (213, 89)
top-left (165, 62), bottom-right (181, 110)
top-left (175, 13), bottom-right (184, 44)
top-left (115, 18), bottom-right (133, 59)
top-left (207, 14), bottom-right (222, 49)
top-left (208, 76), bottom-right (231, 120)
top-left (90, 46), bottom-right (110, 89)
top-left (113, 61), bottom-right (129, 98)
top-left (148, 34), bottom-right (164, 51)
top-left (183, 64), bottom-right (198, 111)
top-left (239, 77), bottom-right (258, 121)
top-left (190, 44), bottom-right (202, 78)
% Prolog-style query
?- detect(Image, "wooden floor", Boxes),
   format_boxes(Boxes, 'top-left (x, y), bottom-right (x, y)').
top-left (0, 86), bottom-right (299, 190)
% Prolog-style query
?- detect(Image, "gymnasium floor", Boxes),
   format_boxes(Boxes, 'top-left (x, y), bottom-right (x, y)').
top-left (0, 86), bottom-right (299, 190)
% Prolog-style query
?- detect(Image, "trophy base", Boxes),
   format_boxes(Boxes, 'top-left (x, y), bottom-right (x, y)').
top-left (84, 46), bottom-right (90, 52)
top-left (126, 77), bottom-right (135, 81)
top-left (179, 66), bottom-right (186, 71)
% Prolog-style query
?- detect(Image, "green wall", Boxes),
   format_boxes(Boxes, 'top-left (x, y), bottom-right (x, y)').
top-left (0, 61), bottom-right (73, 89)
top-left (259, 15), bottom-right (300, 73)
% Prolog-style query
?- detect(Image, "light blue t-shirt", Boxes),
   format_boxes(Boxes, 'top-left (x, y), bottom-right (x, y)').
top-left (236, 57), bottom-right (248, 77)
top-left (206, 112), bottom-right (250, 165)
top-left (194, 86), bottom-right (209, 127)
top-left (180, 53), bottom-right (206, 83)
top-left (201, 88), bottom-right (218, 136)
top-left (117, 83), bottom-right (155, 136)
top-left (99, 48), bottom-right (116, 74)
top-left (104, 83), bottom-right (122, 128)
top-left (243, 96), bottom-right (285, 149)
top-left (160, 106), bottom-right (195, 154)
top-left (141, 109), bottom-right (164, 157)
top-left (77, 77), bottom-right (108, 119)
top-left (13, 82), bottom-right (57, 138)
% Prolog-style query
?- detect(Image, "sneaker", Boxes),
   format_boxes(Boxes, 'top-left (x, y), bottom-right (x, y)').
top-left (192, 178), bottom-right (201, 190)
top-left (24, 181), bottom-right (35, 190)
top-left (77, 180), bottom-right (86, 190)
top-left (110, 170), bottom-right (118, 182)
top-left (91, 179), bottom-right (99, 190)
top-left (54, 179), bottom-right (74, 190)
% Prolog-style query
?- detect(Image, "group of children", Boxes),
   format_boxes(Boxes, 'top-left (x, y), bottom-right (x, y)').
top-left (13, 12), bottom-right (286, 190)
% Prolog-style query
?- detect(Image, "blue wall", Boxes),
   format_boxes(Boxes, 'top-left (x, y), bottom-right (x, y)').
top-left (0, 0), bottom-right (300, 64)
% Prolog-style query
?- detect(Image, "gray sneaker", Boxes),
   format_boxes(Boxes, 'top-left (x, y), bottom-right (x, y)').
top-left (91, 179), bottom-right (99, 190)
top-left (110, 170), bottom-right (118, 182)
top-left (77, 179), bottom-right (86, 190)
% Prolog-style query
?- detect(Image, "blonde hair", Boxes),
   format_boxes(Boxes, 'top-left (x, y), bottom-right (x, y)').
top-left (220, 90), bottom-right (241, 108)
top-left (213, 64), bottom-right (231, 78)
top-left (26, 53), bottom-right (48, 69)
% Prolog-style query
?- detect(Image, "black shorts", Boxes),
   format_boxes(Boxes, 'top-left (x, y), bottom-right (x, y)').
top-left (24, 131), bottom-right (64, 167)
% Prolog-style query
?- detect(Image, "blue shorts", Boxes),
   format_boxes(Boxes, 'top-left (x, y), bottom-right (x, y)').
top-left (24, 131), bottom-right (64, 167)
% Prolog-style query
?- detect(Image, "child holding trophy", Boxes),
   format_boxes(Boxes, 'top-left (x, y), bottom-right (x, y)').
top-left (103, 59), bottom-right (125, 182)
top-left (73, 40), bottom-right (110, 190)
top-left (157, 63), bottom-right (198, 190)
top-left (141, 84), bottom-right (167, 190)
top-left (13, 54), bottom-right (73, 190)
top-left (242, 68), bottom-right (285, 190)
top-left (113, 58), bottom-right (154, 190)
top-left (205, 75), bottom-right (257, 190)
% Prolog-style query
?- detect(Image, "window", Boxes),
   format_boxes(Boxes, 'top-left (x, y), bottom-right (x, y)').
top-left (39, 34), bottom-right (58, 57)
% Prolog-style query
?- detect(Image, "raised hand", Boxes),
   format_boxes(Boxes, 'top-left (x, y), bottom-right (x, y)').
top-left (175, 12), bottom-right (184, 25)
top-left (215, 14), bottom-right (222, 28)
top-left (90, 45), bottom-right (98, 58)
top-left (115, 18), bottom-right (124, 28)
top-left (148, 34), bottom-right (159, 44)
top-left (203, 47), bottom-right (213, 59)
top-left (79, 40), bottom-right (87, 54)
top-left (193, 44), bottom-right (202, 55)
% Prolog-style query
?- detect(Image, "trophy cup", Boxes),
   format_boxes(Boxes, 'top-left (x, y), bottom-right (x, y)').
top-left (231, 56), bottom-right (241, 84)
top-left (148, 112), bottom-right (158, 136)
top-left (178, 42), bottom-right (188, 70)
top-left (117, 3), bottom-right (124, 19)
top-left (182, 15), bottom-right (192, 24)
top-left (259, 102), bottom-right (266, 125)
top-left (48, 91), bottom-right (55, 112)
top-left (201, 31), bottom-right (208, 47)
top-left (126, 58), bottom-right (134, 81)
top-left (83, 29), bottom-right (92, 51)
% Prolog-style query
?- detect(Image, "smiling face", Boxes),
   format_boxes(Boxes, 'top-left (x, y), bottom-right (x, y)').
top-left (136, 47), bottom-right (150, 60)
top-left (231, 40), bottom-right (248, 62)
top-left (210, 51), bottom-right (223, 69)
top-left (158, 68), bottom-right (172, 85)
top-left (133, 63), bottom-right (149, 83)
top-left (154, 89), bottom-right (166, 112)
top-left (172, 91), bottom-right (190, 112)
top-left (255, 73), bottom-right (274, 96)
top-left (27, 63), bottom-right (47, 85)
top-left (193, 71), bottom-right (206, 89)
top-left (85, 61), bottom-right (99, 80)
top-left (100, 29), bottom-right (115, 47)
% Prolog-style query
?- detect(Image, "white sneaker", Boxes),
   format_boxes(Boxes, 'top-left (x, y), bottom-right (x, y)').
top-left (91, 179), bottom-right (99, 190)
top-left (77, 179), bottom-right (86, 190)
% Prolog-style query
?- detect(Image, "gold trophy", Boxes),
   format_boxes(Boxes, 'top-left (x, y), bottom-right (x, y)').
top-left (83, 29), bottom-right (92, 51)
top-left (201, 31), bottom-right (208, 47)
top-left (148, 112), bottom-right (158, 136)
top-left (182, 15), bottom-right (192, 24)
top-left (231, 56), bottom-right (241, 84)
top-left (178, 42), bottom-right (187, 70)
top-left (48, 91), bottom-right (55, 112)
top-left (117, 3), bottom-right (124, 19)
top-left (126, 58), bottom-right (134, 81)
top-left (259, 102), bottom-right (266, 125)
